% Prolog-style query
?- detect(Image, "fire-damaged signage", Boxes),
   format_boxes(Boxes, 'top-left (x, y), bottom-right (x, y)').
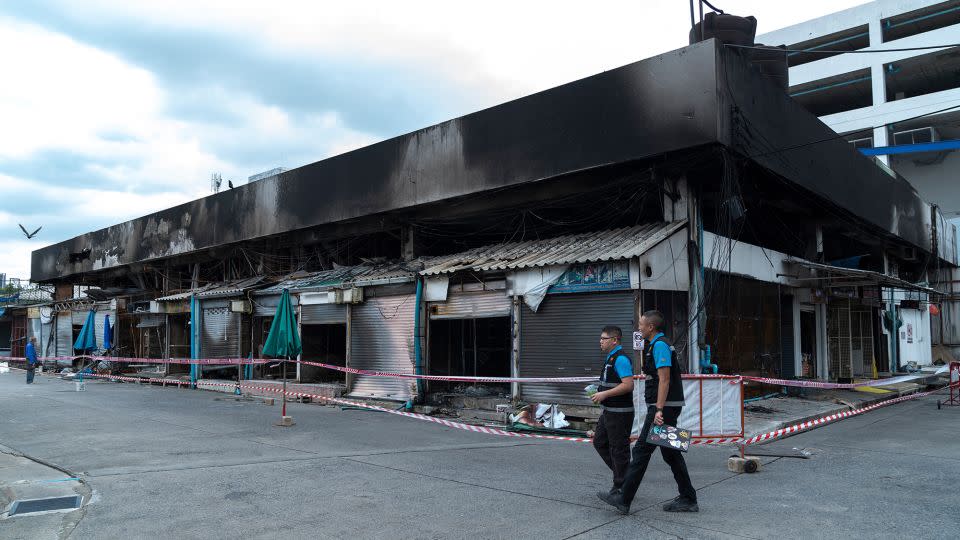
top-left (549, 262), bottom-right (630, 293)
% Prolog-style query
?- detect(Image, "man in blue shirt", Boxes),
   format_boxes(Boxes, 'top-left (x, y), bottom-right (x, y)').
top-left (598, 310), bottom-right (697, 514)
top-left (589, 325), bottom-right (634, 497)
top-left (25, 337), bottom-right (38, 384)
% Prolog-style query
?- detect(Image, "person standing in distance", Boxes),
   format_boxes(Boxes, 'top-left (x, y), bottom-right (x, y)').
top-left (589, 325), bottom-right (635, 497)
top-left (598, 310), bottom-right (698, 514)
top-left (25, 337), bottom-right (39, 384)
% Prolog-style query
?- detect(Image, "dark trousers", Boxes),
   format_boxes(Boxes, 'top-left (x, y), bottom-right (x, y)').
top-left (620, 405), bottom-right (696, 506)
top-left (593, 410), bottom-right (633, 489)
top-left (26, 367), bottom-right (35, 384)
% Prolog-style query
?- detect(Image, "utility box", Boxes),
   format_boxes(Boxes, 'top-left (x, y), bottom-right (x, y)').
top-left (230, 300), bottom-right (253, 313)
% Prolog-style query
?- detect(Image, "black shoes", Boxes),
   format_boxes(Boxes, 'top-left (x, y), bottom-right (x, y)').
top-left (663, 496), bottom-right (699, 512)
top-left (597, 491), bottom-right (630, 515)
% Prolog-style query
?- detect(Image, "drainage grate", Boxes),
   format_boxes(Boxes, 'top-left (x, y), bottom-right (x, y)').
top-left (8, 495), bottom-right (82, 516)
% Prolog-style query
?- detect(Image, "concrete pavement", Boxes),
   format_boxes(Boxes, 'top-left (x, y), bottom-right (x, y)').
top-left (1, 371), bottom-right (957, 539)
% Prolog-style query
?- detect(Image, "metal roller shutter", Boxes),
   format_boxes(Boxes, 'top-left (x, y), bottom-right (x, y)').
top-left (201, 306), bottom-right (241, 358)
top-left (56, 312), bottom-right (73, 357)
top-left (349, 294), bottom-right (416, 400)
top-left (40, 321), bottom-right (54, 357)
top-left (301, 304), bottom-right (347, 325)
top-left (429, 290), bottom-right (511, 319)
top-left (94, 311), bottom-right (114, 348)
top-left (520, 291), bottom-right (635, 405)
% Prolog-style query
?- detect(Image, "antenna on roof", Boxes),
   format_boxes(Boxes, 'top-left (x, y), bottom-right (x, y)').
top-left (211, 172), bottom-right (223, 193)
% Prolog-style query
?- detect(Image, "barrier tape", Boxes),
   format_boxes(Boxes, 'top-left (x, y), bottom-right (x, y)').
top-left (81, 373), bottom-right (595, 443)
top-left (739, 386), bottom-right (943, 447)
top-left (8, 355), bottom-right (946, 389)
top-left (14, 366), bottom-right (947, 448)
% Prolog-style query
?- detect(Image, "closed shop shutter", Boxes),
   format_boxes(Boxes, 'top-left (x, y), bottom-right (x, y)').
top-left (201, 304), bottom-right (241, 358)
top-left (40, 321), bottom-right (54, 357)
top-left (56, 312), bottom-right (73, 357)
top-left (429, 290), bottom-right (511, 319)
top-left (520, 291), bottom-right (635, 405)
top-left (349, 294), bottom-right (416, 400)
top-left (301, 303), bottom-right (347, 325)
top-left (94, 311), bottom-right (115, 348)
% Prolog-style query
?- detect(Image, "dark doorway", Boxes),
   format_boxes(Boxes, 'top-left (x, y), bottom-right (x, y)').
top-left (428, 317), bottom-right (510, 394)
top-left (0, 320), bottom-right (11, 356)
top-left (800, 310), bottom-right (817, 379)
top-left (300, 324), bottom-right (347, 383)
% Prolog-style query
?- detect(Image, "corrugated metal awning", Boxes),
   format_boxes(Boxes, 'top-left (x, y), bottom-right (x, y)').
top-left (156, 277), bottom-right (266, 301)
top-left (785, 259), bottom-right (941, 294)
top-left (255, 264), bottom-right (417, 295)
top-left (420, 221), bottom-right (686, 275)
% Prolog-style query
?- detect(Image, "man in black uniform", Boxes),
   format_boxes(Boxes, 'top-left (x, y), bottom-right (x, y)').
top-left (598, 310), bottom-right (698, 514)
top-left (589, 325), bottom-right (634, 497)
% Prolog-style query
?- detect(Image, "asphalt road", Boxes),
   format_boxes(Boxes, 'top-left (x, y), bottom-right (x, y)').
top-left (1, 372), bottom-right (958, 539)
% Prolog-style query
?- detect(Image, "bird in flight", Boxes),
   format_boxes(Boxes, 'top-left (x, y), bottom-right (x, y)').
top-left (19, 224), bottom-right (42, 239)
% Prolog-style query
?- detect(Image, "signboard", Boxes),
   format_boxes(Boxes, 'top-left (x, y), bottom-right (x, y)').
top-left (830, 286), bottom-right (857, 299)
top-left (549, 262), bottom-right (631, 293)
top-left (633, 331), bottom-right (644, 351)
top-left (860, 286), bottom-right (881, 305)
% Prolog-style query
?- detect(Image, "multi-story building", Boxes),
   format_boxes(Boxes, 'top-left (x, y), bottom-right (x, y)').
top-left (760, 0), bottom-right (960, 362)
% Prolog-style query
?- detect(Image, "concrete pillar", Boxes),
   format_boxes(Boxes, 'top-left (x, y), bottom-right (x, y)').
top-left (868, 18), bottom-right (890, 165)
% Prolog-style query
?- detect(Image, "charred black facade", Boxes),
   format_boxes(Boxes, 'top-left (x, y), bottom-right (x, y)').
top-left (32, 40), bottom-right (933, 284)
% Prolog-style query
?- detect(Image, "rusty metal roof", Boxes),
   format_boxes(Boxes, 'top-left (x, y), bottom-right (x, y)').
top-left (420, 221), bottom-right (686, 276)
top-left (156, 276), bottom-right (267, 301)
top-left (255, 263), bottom-right (419, 295)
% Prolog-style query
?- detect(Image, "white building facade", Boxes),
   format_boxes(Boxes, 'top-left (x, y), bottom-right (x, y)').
top-left (760, 0), bottom-right (960, 366)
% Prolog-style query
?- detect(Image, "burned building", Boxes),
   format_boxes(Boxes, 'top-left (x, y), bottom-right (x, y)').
top-left (30, 39), bottom-right (957, 407)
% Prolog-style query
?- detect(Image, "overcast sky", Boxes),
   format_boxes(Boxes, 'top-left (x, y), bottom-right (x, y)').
top-left (0, 0), bottom-right (871, 282)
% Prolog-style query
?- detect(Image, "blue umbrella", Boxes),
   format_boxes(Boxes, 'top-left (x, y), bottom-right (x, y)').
top-left (73, 309), bottom-right (98, 383)
top-left (103, 314), bottom-right (113, 351)
top-left (74, 310), bottom-right (97, 352)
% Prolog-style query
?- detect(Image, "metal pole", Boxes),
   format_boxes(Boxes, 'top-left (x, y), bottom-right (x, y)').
top-left (282, 357), bottom-right (287, 417)
top-left (699, 0), bottom-right (705, 41)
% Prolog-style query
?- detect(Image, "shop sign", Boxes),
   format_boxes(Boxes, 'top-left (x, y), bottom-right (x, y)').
top-left (549, 262), bottom-right (630, 293)
top-left (830, 287), bottom-right (857, 299)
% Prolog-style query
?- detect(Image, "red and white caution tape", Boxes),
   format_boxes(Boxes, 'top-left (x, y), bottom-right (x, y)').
top-left (43, 369), bottom-right (950, 448)
top-left (739, 386), bottom-right (943, 447)
top-left (12, 354), bottom-right (945, 390)
top-left (740, 368), bottom-right (947, 389)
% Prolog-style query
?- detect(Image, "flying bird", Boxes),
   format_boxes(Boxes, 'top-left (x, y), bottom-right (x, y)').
top-left (19, 224), bottom-right (42, 239)
top-left (228, 180), bottom-right (234, 189)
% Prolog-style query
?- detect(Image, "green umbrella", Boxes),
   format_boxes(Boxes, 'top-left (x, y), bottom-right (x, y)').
top-left (262, 289), bottom-right (301, 419)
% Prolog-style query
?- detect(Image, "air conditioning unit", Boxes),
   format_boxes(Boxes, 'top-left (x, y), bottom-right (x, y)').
top-left (230, 300), bottom-right (252, 313)
top-left (329, 288), bottom-right (364, 304)
top-left (892, 126), bottom-right (939, 146)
